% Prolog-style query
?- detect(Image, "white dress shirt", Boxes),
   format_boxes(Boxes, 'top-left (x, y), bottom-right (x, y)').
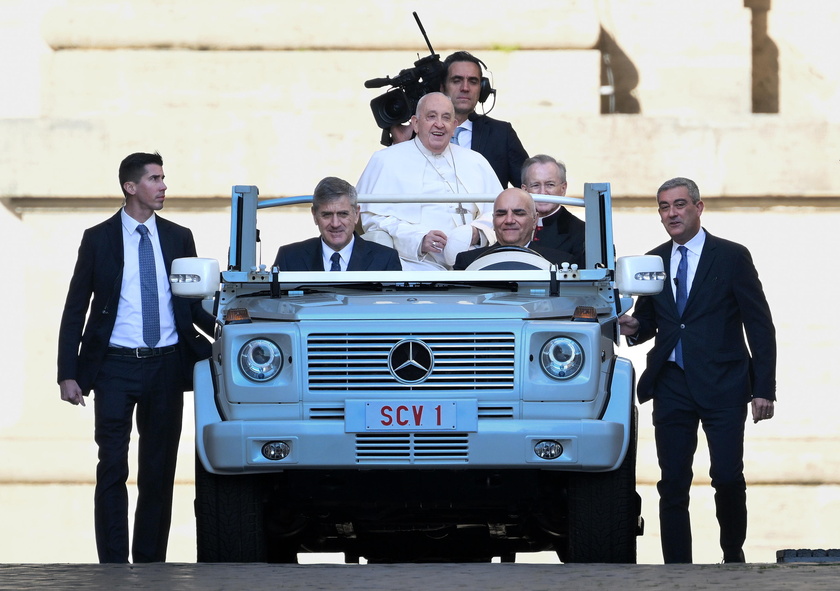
top-left (320, 236), bottom-right (355, 271)
top-left (451, 119), bottom-right (474, 149)
top-left (109, 209), bottom-right (178, 348)
top-left (667, 229), bottom-right (706, 362)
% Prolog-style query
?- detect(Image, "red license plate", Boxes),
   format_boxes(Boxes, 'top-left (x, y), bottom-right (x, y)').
top-left (365, 401), bottom-right (458, 431)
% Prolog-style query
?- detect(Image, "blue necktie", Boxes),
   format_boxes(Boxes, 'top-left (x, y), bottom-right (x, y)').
top-left (137, 224), bottom-right (160, 348)
top-left (330, 251), bottom-right (341, 271)
top-left (450, 127), bottom-right (463, 145)
top-left (674, 245), bottom-right (688, 367)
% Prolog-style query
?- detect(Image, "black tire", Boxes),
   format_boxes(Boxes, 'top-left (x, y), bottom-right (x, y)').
top-left (560, 407), bottom-right (641, 563)
top-left (195, 457), bottom-right (268, 562)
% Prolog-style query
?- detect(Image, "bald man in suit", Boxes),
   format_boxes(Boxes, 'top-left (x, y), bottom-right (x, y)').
top-left (453, 188), bottom-right (577, 270)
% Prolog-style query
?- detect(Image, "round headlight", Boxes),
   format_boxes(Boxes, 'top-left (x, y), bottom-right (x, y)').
top-left (239, 339), bottom-right (283, 382)
top-left (540, 337), bottom-right (584, 380)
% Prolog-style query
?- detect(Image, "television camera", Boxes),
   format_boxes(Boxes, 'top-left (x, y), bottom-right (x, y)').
top-left (364, 13), bottom-right (445, 145)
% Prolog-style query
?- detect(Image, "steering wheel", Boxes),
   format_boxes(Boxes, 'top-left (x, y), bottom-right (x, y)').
top-left (465, 245), bottom-right (552, 270)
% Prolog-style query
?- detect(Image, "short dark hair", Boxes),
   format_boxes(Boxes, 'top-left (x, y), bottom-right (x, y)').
top-left (442, 51), bottom-right (483, 78)
top-left (521, 154), bottom-right (567, 185)
top-left (119, 152), bottom-right (163, 197)
top-left (657, 177), bottom-right (701, 204)
top-left (312, 176), bottom-right (357, 211)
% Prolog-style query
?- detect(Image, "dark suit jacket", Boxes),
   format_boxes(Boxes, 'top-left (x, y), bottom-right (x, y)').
top-left (535, 206), bottom-right (586, 264)
top-left (453, 242), bottom-right (579, 270)
top-left (57, 210), bottom-right (214, 395)
top-left (630, 231), bottom-right (776, 408)
top-left (273, 234), bottom-right (402, 271)
top-left (470, 114), bottom-right (529, 188)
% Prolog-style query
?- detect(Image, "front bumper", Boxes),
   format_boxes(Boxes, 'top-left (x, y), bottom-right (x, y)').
top-left (193, 357), bottom-right (635, 475)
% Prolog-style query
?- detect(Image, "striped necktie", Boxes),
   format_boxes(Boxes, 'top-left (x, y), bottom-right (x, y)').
top-left (137, 224), bottom-right (160, 348)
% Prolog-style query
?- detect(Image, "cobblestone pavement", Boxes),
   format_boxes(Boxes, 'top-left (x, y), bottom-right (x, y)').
top-left (2, 563), bottom-right (840, 591)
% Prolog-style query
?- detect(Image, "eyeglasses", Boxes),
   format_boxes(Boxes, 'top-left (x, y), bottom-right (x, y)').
top-left (526, 181), bottom-right (565, 193)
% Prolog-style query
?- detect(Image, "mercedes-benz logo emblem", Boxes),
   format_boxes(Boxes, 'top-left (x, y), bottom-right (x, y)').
top-left (388, 339), bottom-right (434, 384)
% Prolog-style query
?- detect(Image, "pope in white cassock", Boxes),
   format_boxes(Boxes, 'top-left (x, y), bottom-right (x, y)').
top-left (357, 92), bottom-right (503, 270)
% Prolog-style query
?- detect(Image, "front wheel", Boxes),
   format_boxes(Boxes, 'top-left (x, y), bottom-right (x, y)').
top-left (559, 407), bottom-right (641, 563)
top-left (195, 457), bottom-right (268, 562)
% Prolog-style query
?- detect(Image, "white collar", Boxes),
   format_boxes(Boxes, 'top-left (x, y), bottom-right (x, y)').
top-left (413, 137), bottom-right (452, 160)
top-left (121, 208), bottom-right (158, 236)
top-left (672, 228), bottom-right (706, 257)
top-left (321, 235), bottom-right (355, 262)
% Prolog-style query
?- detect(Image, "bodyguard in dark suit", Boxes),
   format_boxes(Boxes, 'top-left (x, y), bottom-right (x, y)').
top-left (57, 152), bottom-right (214, 563)
top-left (453, 187), bottom-right (577, 270)
top-left (442, 51), bottom-right (529, 188)
top-left (619, 177), bottom-right (776, 564)
top-left (521, 155), bottom-right (586, 263)
top-left (273, 176), bottom-right (401, 272)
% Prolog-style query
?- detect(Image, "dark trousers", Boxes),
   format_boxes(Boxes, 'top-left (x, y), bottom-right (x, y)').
top-left (92, 351), bottom-right (184, 563)
top-left (652, 362), bottom-right (748, 564)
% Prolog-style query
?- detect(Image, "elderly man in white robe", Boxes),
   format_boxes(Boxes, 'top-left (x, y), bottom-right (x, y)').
top-left (357, 92), bottom-right (503, 270)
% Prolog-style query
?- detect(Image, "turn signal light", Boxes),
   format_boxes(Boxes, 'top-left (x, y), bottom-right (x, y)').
top-left (224, 308), bottom-right (251, 324)
top-left (572, 306), bottom-right (597, 322)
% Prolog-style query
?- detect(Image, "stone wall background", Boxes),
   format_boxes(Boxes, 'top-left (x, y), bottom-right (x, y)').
top-left (1, 0), bottom-right (839, 492)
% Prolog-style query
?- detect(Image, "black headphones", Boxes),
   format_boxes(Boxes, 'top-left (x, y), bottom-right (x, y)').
top-left (444, 51), bottom-right (496, 104)
top-left (474, 57), bottom-right (495, 104)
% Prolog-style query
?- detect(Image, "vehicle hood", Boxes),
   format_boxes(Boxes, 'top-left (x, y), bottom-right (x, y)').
top-left (236, 290), bottom-right (611, 321)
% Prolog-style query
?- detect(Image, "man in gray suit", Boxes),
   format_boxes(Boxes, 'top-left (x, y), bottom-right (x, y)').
top-left (273, 176), bottom-right (401, 272)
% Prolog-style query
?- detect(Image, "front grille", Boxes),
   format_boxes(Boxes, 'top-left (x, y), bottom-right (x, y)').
top-left (308, 406), bottom-right (344, 420)
top-left (307, 332), bottom-right (516, 391)
top-left (355, 433), bottom-right (470, 463)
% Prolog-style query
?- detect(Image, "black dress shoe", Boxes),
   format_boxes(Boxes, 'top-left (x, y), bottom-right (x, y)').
top-left (722, 550), bottom-right (745, 563)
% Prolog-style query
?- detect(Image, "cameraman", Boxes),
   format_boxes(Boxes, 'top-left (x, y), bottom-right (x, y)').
top-left (390, 51), bottom-right (529, 188)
